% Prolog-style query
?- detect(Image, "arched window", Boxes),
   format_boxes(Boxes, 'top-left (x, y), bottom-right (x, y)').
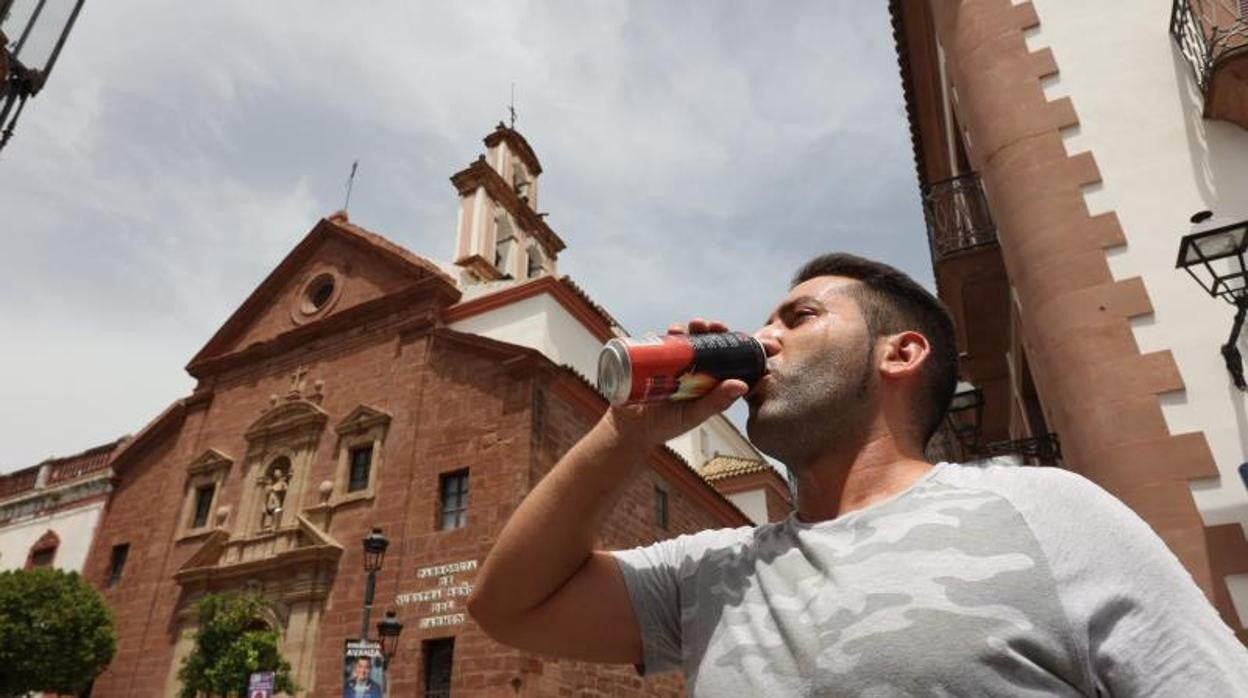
top-left (526, 244), bottom-right (544, 279)
top-left (494, 213), bottom-right (518, 279)
top-left (26, 530), bottom-right (60, 569)
top-left (513, 164), bottom-right (531, 202)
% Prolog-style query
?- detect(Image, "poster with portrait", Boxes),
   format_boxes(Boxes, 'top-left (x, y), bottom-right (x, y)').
top-left (248, 670), bottom-right (274, 698)
top-left (343, 639), bottom-right (385, 698)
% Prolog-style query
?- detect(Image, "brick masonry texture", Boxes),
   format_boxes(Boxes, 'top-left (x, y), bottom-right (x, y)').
top-left (81, 229), bottom-right (741, 696)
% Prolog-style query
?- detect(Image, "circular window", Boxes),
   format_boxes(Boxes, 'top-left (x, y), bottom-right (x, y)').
top-left (291, 270), bottom-right (343, 324)
top-left (302, 274), bottom-right (336, 314)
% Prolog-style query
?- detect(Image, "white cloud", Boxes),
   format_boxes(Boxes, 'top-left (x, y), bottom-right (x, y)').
top-left (0, 0), bottom-right (929, 470)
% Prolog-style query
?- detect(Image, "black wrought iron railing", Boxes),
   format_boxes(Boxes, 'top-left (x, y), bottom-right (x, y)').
top-left (924, 419), bottom-right (966, 464)
top-left (922, 173), bottom-right (998, 262)
top-left (978, 433), bottom-right (1062, 466)
top-left (1172, 0), bottom-right (1248, 93)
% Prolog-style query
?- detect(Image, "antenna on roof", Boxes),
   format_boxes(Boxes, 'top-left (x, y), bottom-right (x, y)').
top-left (343, 160), bottom-right (359, 211)
top-left (508, 83), bottom-right (517, 129)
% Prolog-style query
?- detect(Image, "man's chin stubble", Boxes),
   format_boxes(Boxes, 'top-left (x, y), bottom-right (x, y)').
top-left (748, 404), bottom-right (820, 466)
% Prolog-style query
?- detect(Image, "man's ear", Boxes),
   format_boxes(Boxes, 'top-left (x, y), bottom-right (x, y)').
top-left (878, 331), bottom-right (930, 380)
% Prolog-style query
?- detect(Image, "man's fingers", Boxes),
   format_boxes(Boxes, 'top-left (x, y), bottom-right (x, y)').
top-left (668, 319), bottom-right (731, 335)
top-left (683, 379), bottom-right (748, 425)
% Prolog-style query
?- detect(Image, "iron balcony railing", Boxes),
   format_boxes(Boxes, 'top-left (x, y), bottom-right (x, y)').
top-left (1171, 0), bottom-right (1248, 93)
top-left (922, 173), bottom-right (999, 262)
top-left (978, 433), bottom-right (1062, 466)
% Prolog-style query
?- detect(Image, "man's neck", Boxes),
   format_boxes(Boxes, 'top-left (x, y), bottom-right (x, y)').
top-left (790, 431), bottom-right (933, 523)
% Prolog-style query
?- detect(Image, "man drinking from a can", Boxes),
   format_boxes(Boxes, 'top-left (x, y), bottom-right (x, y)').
top-left (468, 253), bottom-right (1248, 695)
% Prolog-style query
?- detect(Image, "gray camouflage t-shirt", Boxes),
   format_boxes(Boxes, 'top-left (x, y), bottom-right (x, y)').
top-left (612, 462), bottom-right (1248, 696)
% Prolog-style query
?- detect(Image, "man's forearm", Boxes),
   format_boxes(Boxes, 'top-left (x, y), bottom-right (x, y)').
top-left (469, 414), bottom-right (645, 624)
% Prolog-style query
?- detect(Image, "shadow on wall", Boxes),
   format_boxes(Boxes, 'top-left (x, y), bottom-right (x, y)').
top-left (1172, 44), bottom-right (1248, 467)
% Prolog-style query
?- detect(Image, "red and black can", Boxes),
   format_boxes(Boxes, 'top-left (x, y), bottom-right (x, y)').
top-left (597, 331), bottom-right (767, 406)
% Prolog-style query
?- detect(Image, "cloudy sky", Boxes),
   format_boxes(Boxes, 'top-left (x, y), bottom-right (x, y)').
top-left (0, 1), bottom-right (929, 471)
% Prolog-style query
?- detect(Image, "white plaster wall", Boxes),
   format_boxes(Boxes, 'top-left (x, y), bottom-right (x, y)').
top-left (0, 501), bottom-right (104, 572)
top-left (726, 489), bottom-right (768, 526)
top-left (1025, 0), bottom-right (1248, 622)
top-left (449, 294), bottom-right (560, 366)
top-left (449, 289), bottom-right (767, 467)
top-left (448, 292), bottom-right (603, 378)
top-left (704, 413), bottom-right (756, 460)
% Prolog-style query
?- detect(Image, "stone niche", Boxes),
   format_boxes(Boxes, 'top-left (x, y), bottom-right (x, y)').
top-left (170, 379), bottom-right (342, 696)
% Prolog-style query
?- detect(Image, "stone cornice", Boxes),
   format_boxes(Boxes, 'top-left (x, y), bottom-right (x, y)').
top-left (188, 279), bottom-right (457, 379)
top-left (173, 544), bottom-right (343, 587)
top-left (245, 400), bottom-right (329, 442)
top-left (0, 478), bottom-right (111, 524)
top-left (449, 159), bottom-right (566, 256)
top-left (334, 405), bottom-right (393, 436)
top-left (187, 216), bottom-right (460, 374)
top-left (173, 515), bottom-right (343, 587)
top-left (483, 124), bottom-right (543, 175)
top-left (104, 398), bottom-right (190, 477)
top-left (186, 449), bottom-right (233, 476)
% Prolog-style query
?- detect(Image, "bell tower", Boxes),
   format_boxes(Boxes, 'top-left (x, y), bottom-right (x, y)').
top-left (450, 123), bottom-right (566, 284)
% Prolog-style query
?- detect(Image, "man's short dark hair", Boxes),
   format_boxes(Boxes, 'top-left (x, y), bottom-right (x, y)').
top-left (792, 252), bottom-right (958, 446)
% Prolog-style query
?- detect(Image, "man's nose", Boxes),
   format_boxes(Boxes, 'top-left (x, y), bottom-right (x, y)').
top-left (753, 329), bottom-right (781, 357)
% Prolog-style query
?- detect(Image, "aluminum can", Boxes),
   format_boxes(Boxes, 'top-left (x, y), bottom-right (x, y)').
top-left (597, 331), bottom-right (767, 406)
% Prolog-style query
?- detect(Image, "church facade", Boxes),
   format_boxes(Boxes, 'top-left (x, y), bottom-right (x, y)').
top-left (81, 124), bottom-right (788, 696)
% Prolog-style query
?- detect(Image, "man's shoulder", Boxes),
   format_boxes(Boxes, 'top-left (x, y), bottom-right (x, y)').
top-left (934, 461), bottom-right (1105, 503)
top-left (934, 461), bottom-right (1144, 546)
top-left (648, 522), bottom-right (765, 551)
top-left (611, 522), bottom-right (775, 570)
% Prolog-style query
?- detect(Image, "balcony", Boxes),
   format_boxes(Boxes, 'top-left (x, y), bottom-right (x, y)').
top-left (977, 433), bottom-right (1062, 467)
top-left (1172, 0), bottom-right (1248, 129)
top-left (922, 173), bottom-right (998, 263)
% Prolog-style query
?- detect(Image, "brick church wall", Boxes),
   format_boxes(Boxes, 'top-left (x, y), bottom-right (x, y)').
top-left (84, 309), bottom-right (744, 697)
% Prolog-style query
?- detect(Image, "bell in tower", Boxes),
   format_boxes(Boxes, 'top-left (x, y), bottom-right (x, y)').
top-left (449, 123), bottom-right (566, 284)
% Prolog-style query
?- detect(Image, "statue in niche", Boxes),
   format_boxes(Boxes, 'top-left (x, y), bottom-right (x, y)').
top-left (260, 461), bottom-right (291, 530)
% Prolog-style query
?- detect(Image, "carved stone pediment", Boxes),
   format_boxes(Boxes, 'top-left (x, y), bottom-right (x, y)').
top-left (174, 514), bottom-right (343, 591)
top-left (186, 449), bottom-right (233, 476)
top-left (334, 405), bottom-right (392, 436)
top-left (245, 401), bottom-right (328, 442)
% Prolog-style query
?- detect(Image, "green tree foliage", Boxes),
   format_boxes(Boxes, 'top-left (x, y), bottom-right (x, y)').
top-left (177, 592), bottom-right (297, 698)
top-left (0, 567), bottom-right (116, 697)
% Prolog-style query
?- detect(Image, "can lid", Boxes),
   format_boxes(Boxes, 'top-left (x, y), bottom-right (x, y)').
top-left (597, 341), bottom-right (631, 406)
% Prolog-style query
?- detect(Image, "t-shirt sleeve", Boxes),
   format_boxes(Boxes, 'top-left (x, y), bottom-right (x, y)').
top-left (1016, 468), bottom-right (1248, 696)
top-left (610, 538), bottom-right (686, 676)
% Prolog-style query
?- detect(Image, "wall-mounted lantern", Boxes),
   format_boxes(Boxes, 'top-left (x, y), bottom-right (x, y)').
top-left (1176, 210), bottom-right (1248, 390)
top-left (376, 609), bottom-right (404, 667)
top-left (0, 0), bottom-right (87, 154)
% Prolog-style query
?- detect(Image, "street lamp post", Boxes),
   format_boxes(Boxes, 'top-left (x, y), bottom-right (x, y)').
top-left (0, 0), bottom-right (87, 154)
top-left (361, 528), bottom-right (389, 640)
